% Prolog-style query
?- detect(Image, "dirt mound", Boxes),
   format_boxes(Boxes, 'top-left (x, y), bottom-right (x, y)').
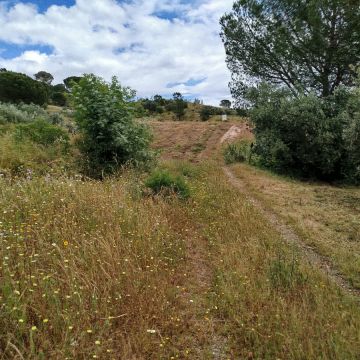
top-left (220, 124), bottom-right (253, 144)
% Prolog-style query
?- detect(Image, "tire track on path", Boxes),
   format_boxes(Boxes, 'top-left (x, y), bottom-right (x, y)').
top-left (223, 166), bottom-right (360, 298)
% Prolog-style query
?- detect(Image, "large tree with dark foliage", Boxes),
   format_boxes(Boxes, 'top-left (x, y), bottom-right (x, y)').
top-left (34, 71), bottom-right (54, 85)
top-left (0, 71), bottom-right (49, 105)
top-left (220, 0), bottom-right (360, 103)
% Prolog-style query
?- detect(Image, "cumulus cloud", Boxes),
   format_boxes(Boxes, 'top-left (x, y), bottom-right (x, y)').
top-left (0, 0), bottom-right (234, 105)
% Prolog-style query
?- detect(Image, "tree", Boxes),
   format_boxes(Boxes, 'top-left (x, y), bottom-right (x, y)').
top-left (70, 74), bottom-right (153, 178)
top-left (0, 71), bottom-right (49, 105)
top-left (172, 92), bottom-right (187, 120)
top-left (200, 106), bottom-right (213, 121)
top-left (50, 84), bottom-right (68, 107)
top-left (153, 95), bottom-right (166, 106)
top-left (51, 92), bottom-right (67, 107)
top-left (52, 84), bottom-right (67, 93)
top-left (34, 71), bottom-right (54, 85)
top-left (64, 76), bottom-right (82, 90)
top-left (220, 99), bottom-right (232, 108)
top-left (220, 0), bottom-right (360, 103)
top-left (141, 98), bottom-right (158, 113)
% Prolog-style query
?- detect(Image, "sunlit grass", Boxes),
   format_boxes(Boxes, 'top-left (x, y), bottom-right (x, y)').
top-left (186, 163), bottom-right (360, 359)
top-left (231, 163), bottom-right (360, 289)
top-left (0, 173), bottom-right (192, 358)
top-left (1, 145), bottom-right (360, 357)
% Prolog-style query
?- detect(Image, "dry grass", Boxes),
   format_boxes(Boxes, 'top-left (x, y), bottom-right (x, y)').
top-left (0, 173), bottom-right (197, 358)
top-left (0, 131), bottom-right (76, 177)
top-left (1, 119), bottom-right (360, 359)
top-left (151, 121), bottom-right (240, 162)
top-left (231, 163), bottom-right (360, 289)
top-left (46, 105), bottom-right (64, 114)
top-left (186, 163), bottom-right (360, 359)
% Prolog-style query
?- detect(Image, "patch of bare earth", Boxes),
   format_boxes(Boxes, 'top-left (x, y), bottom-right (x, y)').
top-left (151, 121), bottom-right (236, 162)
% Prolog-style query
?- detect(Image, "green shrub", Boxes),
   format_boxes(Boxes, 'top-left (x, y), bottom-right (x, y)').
top-left (250, 83), bottom-right (360, 182)
top-left (145, 170), bottom-right (190, 199)
top-left (51, 91), bottom-right (67, 107)
top-left (0, 102), bottom-right (48, 124)
top-left (49, 113), bottom-right (65, 126)
top-left (0, 103), bottom-right (29, 124)
top-left (0, 70), bottom-right (49, 105)
top-left (200, 106), bottom-right (212, 121)
top-left (14, 119), bottom-right (69, 148)
top-left (71, 74), bottom-right (153, 178)
top-left (223, 140), bottom-right (252, 164)
top-left (0, 132), bottom-right (74, 177)
top-left (17, 103), bottom-right (48, 118)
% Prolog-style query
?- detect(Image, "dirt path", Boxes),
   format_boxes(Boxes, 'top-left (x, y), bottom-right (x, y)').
top-left (223, 166), bottom-right (360, 298)
top-left (166, 208), bottom-right (227, 359)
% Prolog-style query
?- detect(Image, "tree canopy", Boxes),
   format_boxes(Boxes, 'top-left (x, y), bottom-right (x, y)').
top-left (220, 0), bottom-right (360, 103)
top-left (172, 92), bottom-right (188, 120)
top-left (34, 71), bottom-right (54, 85)
top-left (64, 76), bottom-right (82, 90)
top-left (0, 71), bottom-right (49, 105)
top-left (220, 99), bottom-right (232, 108)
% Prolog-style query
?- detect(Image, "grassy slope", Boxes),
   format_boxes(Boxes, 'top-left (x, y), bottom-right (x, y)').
top-left (231, 164), bottom-right (360, 289)
top-left (1, 120), bottom-right (360, 358)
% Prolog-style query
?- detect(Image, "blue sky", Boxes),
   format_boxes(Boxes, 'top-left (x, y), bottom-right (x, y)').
top-left (4, 0), bottom-right (75, 12)
top-left (0, 0), bottom-right (234, 105)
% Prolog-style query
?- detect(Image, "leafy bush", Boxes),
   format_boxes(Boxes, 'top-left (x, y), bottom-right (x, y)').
top-left (71, 74), bottom-right (153, 178)
top-left (250, 83), bottom-right (360, 182)
top-left (0, 103), bottom-right (29, 124)
top-left (340, 79), bottom-right (360, 184)
top-left (200, 106), bottom-right (212, 121)
top-left (0, 70), bottom-right (49, 105)
top-left (17, 103), bottom-right (48, 118)
top-left (51, 91), bottom-right (67, 107)
top-left (0, 132), bottom-right (73, 177)
top-left (0, 102), bottom-right (49, 124)
top-left (14, 119), bottom-right (69, 147)
top-left (223, 140), bottom-right (252, 164)
top-left (145, 170), bottom-right (190, 199)
top-left (49, 113), bottom-right (65, 126)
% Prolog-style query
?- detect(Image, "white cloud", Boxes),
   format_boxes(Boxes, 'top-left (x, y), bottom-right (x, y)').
top-left (0, 0), bottom-right (234, 105)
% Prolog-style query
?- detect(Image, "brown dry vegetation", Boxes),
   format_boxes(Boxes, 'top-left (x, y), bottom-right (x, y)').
top-left (150, 120), bottom-right (250, 162)
top-left (231, 163), bottom-right (360, 289)
top-left (1, 119), bottom-right (360, 359)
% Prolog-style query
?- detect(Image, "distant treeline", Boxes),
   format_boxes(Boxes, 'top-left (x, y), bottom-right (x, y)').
top-left (0, 69), bottom-right (240, 120)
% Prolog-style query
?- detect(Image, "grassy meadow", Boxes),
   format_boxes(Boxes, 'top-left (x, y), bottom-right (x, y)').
top-left (1, 117), bottom-right (360, 359)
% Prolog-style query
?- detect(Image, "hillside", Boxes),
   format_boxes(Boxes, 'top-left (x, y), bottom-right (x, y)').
top-left (1, 110), bottom-right (360, 358)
